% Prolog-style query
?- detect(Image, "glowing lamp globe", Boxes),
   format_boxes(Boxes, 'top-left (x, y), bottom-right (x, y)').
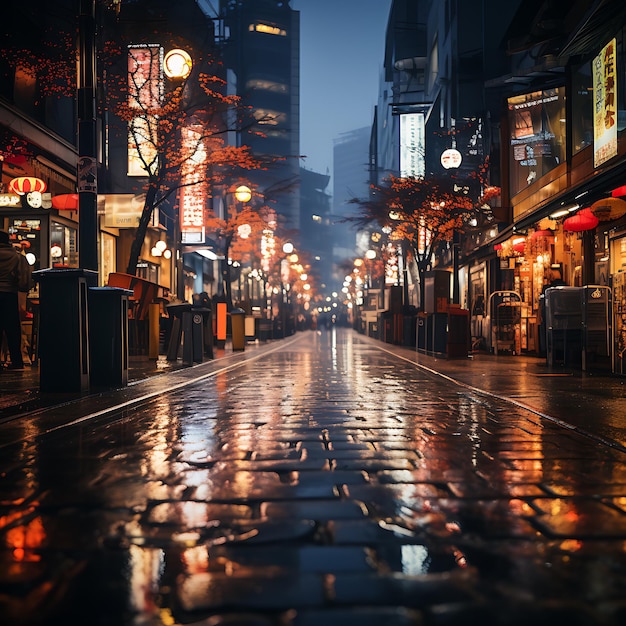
top-left (235, 185), bottom-right (252, 203)
top-left (163, 49), bottom-right (192, 79)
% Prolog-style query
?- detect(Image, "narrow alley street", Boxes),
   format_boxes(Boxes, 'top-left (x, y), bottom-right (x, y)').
top-left (1, 328), bottom-right (626, 625)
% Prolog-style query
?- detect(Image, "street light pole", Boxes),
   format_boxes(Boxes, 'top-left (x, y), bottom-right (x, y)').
top-left (77, 0), bottom-right (98, 274)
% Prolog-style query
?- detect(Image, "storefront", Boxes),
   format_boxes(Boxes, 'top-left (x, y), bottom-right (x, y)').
top-left (0, 192), bottom-right (79, 278)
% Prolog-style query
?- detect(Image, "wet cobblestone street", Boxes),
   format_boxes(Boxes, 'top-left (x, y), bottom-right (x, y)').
top-left (2, 328), bottom-right (626, 625)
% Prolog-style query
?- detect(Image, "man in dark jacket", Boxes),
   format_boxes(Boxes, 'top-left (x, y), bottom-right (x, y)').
top-left (0, 230), bottom-right (32, 370)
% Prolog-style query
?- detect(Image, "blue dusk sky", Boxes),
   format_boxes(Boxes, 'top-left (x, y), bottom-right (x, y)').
top-left (291, 0), bottom-right (392, 178)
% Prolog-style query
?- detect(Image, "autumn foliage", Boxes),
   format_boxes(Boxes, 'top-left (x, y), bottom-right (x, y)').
top-left (350, 174), bottom-right (486, 307)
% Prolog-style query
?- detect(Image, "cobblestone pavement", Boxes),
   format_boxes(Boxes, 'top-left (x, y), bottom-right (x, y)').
top-left (1, 328), bottom-right (626, 625)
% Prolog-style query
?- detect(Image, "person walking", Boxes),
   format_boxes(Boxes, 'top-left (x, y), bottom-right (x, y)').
top-left (0, 230), bottom-right (32, 371)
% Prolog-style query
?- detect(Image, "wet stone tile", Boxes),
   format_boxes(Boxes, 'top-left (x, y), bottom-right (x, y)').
top-left (329, 570), bottom-right (478, 608)
top-left (220, 519), bottom-right (317, 545)
top-left (332, 458), bottom-right (416, 472)
top-left (328, 519), bottom-right (418, 545)
top-left (609, 496), bottom-right (626, 513)
top-left (209, 544), bottom-right (374, 574)
top-left (291, 470), bottom-right (370, 487)
top-left (501, 483), bottom-right (549, 498)
top-left (177, 572), bottom-right (325, 612)
top-left (260, 499), bottom-right (368, 521)
top-left (291, 607), bottom-right (423, 626)
top-left (542, 482), bottom-right (626, 497)
top-left (146, 502), bottom-right (253, 527)
top-left (378, 469), bottom-right (471, 484)
top-left (531, 498), bottom-right (626, 538)
top-left (446, 482), bottom-right (504, 499)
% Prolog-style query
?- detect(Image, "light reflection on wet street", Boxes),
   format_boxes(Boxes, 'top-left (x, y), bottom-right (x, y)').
top-left (2, 328), bottom-right (626, 625)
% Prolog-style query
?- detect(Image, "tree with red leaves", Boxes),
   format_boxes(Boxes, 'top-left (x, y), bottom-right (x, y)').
top-left (107, 43), bottom-right (266, 276)
top-left (350, 174), bottom-right (496, 309)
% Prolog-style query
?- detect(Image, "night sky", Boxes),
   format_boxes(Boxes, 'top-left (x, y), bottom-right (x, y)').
top-left (292, 0), bottom-right (392, 179)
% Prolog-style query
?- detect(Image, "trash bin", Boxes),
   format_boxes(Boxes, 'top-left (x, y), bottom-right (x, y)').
top-left (166, 303), bottom-right (212, 364)
top-left (89, 286), bottom-right (131, 387)
top-left (33, 268), bottom-right (97, 393)
top-left (230, 307), bottom-right (245, 351)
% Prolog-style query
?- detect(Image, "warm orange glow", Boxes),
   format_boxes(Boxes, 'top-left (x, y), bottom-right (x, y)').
top-left (163, 49), bottom-right (192, 79)
top-left (216, 302), bottom-right (227, 341)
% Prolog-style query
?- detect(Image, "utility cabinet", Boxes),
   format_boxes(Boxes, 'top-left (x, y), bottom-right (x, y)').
top-left (544, 285), bottom-right (611, 371)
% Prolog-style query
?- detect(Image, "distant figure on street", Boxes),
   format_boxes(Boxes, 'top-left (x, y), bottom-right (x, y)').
top-left (0, 231), bottom-right (32, 371)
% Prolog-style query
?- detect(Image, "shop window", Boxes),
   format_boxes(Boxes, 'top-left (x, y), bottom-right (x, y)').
top-left (50, 221), bottom-right (78, 268)
top-left (136, 260), bottom-right (159, 284)
top-left (9, 219), bottom-right (42, 269)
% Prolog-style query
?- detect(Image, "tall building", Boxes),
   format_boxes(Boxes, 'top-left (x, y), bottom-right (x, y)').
top-left (299, 167), bottom-right (332, 290)
top-left (332, 127), bottom-right (370, 279)
top-left (220, 0), bottom-right (301, 233)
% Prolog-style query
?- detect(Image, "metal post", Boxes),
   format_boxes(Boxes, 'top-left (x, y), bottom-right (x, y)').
top-left (77, 0), bottom-right (98, 273)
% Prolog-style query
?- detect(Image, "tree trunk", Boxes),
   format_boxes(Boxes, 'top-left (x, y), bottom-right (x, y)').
top-left (126, 182), bottom-right (159, 276)
top-left (416, 259), bottom-right (429, 312)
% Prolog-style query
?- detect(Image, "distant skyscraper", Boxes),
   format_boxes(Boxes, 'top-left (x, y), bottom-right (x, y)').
top-left (299, 167), bottom-right (332, 289)
top-left (332, 126), bottom-right (370, 264)
top-left (221, 0), bottom-right (301, 232)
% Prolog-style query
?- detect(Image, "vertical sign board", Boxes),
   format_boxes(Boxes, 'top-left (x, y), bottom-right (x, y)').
top-left (400, 113), bottom-right (425, 178)
top-left (593, 38), bottom-right (618, 168)
top-left (179, 124), bottom-right (208, 244)
top-left (127, 45), bottom-right (162, 176)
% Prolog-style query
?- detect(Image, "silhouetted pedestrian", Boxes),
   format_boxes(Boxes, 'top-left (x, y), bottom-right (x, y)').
top-left (0, 231), bottom-right (32, 371)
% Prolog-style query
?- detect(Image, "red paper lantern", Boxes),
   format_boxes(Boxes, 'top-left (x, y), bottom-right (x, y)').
top-left (512, 239), bottom-right (526, 253)
top-left (611, 185), bottom-right (626, 198)
top-left (8, 176), bottom-right (47, 195)
top-left (52, 193), bottom-right (79, 210)
top-left (563, 208), bottom-right (599, 232)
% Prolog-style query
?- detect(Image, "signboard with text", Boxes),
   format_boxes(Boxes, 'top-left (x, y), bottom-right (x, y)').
top-left (593, 38), bottom-right (618, 168)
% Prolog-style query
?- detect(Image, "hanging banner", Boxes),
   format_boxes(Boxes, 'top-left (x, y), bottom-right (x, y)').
top-left (179, 124), bottom-right (207, 244)
top-left (400, 113), bottom-right (425, 178)
top-left (593, 38), bottom-right (617, 168)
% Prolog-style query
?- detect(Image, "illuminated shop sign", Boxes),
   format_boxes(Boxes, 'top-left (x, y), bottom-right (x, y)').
top-left (101, 194), bottom-right (158, 228)
top-left (507, 88), bottom-right (566, 197)
top-left (593, 38), bottom-right (617, 168)
top-left (0, 193), bottom-right (22, 207)
top-left (179, 124), bottom-right (208, 244)
top-left (400, 112), bottom-right (425, 178)
top-left (249, 23), bottom-right (286, 36)
top-left (127, 44), bottom-right (162, 177)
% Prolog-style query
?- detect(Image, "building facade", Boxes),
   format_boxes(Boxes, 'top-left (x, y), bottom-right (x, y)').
top-left (220, 0), bottom-right (301, 233)
top-left (373, 0), bottom-right (626, 371)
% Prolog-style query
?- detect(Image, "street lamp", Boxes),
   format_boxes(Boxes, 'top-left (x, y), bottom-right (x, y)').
top-left (163, 48), bottom-right (193, 79)
top-left (365, 249), bottom-right (377, 288)
top-left (235, 185), bottom-right (252, 203)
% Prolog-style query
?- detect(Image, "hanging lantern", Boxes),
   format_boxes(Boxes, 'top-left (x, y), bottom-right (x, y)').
top-left (52, 193), bottom-right (79, 210)
top-left (8, 177), bottom-right (47, 195)
top-left (589, 197), bottom-right (626, 222)
top-left (512, 237), bottom-right (526, 253)
top-left (563, 208), bottom-right (599, 232)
